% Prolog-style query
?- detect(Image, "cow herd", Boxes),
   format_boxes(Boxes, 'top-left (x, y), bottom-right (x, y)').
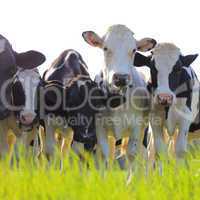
top-left (0, 25), bottom-right (199, 176)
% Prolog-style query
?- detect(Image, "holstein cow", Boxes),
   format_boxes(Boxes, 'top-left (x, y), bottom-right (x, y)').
top-left (82, 25), bottom-right (156, 173)
top-left (134, 43), bottom-right (199, 168)
top-left (0, 34), bottom-right (45, 158)
top-left (10, 68), bottom-right (43, 159)
top-left (40, 49), bottom-right (123, 161)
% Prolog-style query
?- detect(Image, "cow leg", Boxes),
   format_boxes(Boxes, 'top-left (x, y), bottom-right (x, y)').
top-left (58, 128), bottom-right (73, 170)
top-left (43, 120), bottom-right (56, 162)
top-left (22, 127), bottom-right (38, 159)
top-left (61, 128), bottom-right (73, 156)
top-left (33, 131), bottom-right (40, 158)
top-left (38, 125), bottom-right (45, 158)
top-left (0, 122), bottom-right (9, 159)
top-left (151, 123), bottom-right (168, 174)
top-left (96, 126), bottom-right (110, 167)
top-left (126, 125), bottom-right (143, 183)
top-left (175, 121), bottom-right (190, 164)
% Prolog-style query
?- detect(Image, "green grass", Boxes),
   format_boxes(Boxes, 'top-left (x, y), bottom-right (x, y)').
top-left (0, 147), bottom-right (200, 200)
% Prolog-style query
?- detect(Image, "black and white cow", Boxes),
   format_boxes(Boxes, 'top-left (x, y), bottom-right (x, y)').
top-left (82, 25), bottom-right (156, 174)
top-left (0, 34), bottom-right (45, 157)
top-left (40, 49), bottom-right (124, 160)
top-left (134, 43), bottom-right (199, 165)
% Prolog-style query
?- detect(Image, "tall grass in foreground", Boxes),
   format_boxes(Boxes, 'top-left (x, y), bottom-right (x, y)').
top-left (0, 146), bottom-right (200, 200)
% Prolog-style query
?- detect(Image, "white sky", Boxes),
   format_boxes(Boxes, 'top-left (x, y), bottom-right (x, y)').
top-left (1, 0), bottom-right (200, 79)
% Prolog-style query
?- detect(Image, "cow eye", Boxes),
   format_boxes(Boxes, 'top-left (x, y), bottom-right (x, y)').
top-left (132, 49), bottom-right (136, 54)
top-left (103, 47), bottom-right (108, 52)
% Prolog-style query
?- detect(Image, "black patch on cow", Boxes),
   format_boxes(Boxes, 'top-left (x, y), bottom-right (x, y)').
top-left (165, 106), bottom-right (170, 119)
top-left (189, 89), bottom-right (200, 132)
top-left (11, 81), bottom-right (26, 116)
top-left (143, 127), bottom-right (149, 148)
top-left (169, 67), bottom-right (194, 110)
top-left (115, 139), bottom-right (122, 146)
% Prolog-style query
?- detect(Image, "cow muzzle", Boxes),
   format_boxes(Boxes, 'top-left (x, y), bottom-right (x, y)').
top-left (20, 112), bottom-right (36, 125)
top-left (112, 73), bottom-right (130, 89)
top-left (157, 93), bottom-right (173, 106)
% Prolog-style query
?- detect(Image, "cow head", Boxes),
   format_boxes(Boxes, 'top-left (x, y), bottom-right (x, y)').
top-left (0, 34), bottom-right (46, 121)
top-left (82, 25), bottom-right (156, 93)
top-left (134, 43), bottom-right (198, 106)
top-left (44, 50), bottom-right (89, 84)
top-left (12, 69), bottom-right (41, 127)
top-left (11, 50), bottom-right (45, 127)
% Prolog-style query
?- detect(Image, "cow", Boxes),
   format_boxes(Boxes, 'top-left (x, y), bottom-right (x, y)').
top-left (134, 43), bottom-right (199, 171)
top-left (0, 34), bottom-right (45, 158)
top-left (40, 49), bottom-right (124, 162)
top-left (9, 68), bottom-right (43, 160)
top-left (82, 24), bottom-right (156, 176)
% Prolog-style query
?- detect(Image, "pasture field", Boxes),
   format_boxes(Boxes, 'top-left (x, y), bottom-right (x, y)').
top-left (0, 146), bottom-right (200, 200)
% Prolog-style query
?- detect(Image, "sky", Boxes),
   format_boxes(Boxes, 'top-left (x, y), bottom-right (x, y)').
top-left (1, 0), bottom-right (200, 79)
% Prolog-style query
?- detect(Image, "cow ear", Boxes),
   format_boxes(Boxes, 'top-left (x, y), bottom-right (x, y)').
top-left (15, 50), bottom-right (46, 69)
top-left (180, 54), bottom-right (198, 67)
top-left (134, 52), bottom-right (152, 68)
top-left (82, 31), bottom-right (103, 48)
top-left (137, 38), bottom-right (157, 52)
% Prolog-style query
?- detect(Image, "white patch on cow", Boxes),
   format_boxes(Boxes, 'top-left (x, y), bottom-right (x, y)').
top-left (102, 25), bottom-right (137, 86)
top-left (183, 66), bottom-right (192, 78)
top-left (77, 80), bottom-right (87, 88)
top-left (17, 68), bottom-right (40, 118)
top-left (0, 39), bottom-right (6, 54)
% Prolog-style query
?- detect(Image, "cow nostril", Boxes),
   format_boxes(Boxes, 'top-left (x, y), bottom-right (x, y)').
top-left (157, 94), bottom-right (173, 105)
top-left (20, 113), bottom-right (35, 125)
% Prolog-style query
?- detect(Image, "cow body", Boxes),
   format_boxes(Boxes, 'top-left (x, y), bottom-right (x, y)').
top-left (134, 43), bottom-right (199, 168)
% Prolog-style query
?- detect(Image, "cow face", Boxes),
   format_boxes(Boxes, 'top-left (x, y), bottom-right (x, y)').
top-left (44, 50), bottom-right (89, 84)
top-left (13, 69), bottom-right (41, 126)
top-left (82, 25), bottom-right (156, 93)
top-left (134, 43), bottom-right (198, 106)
